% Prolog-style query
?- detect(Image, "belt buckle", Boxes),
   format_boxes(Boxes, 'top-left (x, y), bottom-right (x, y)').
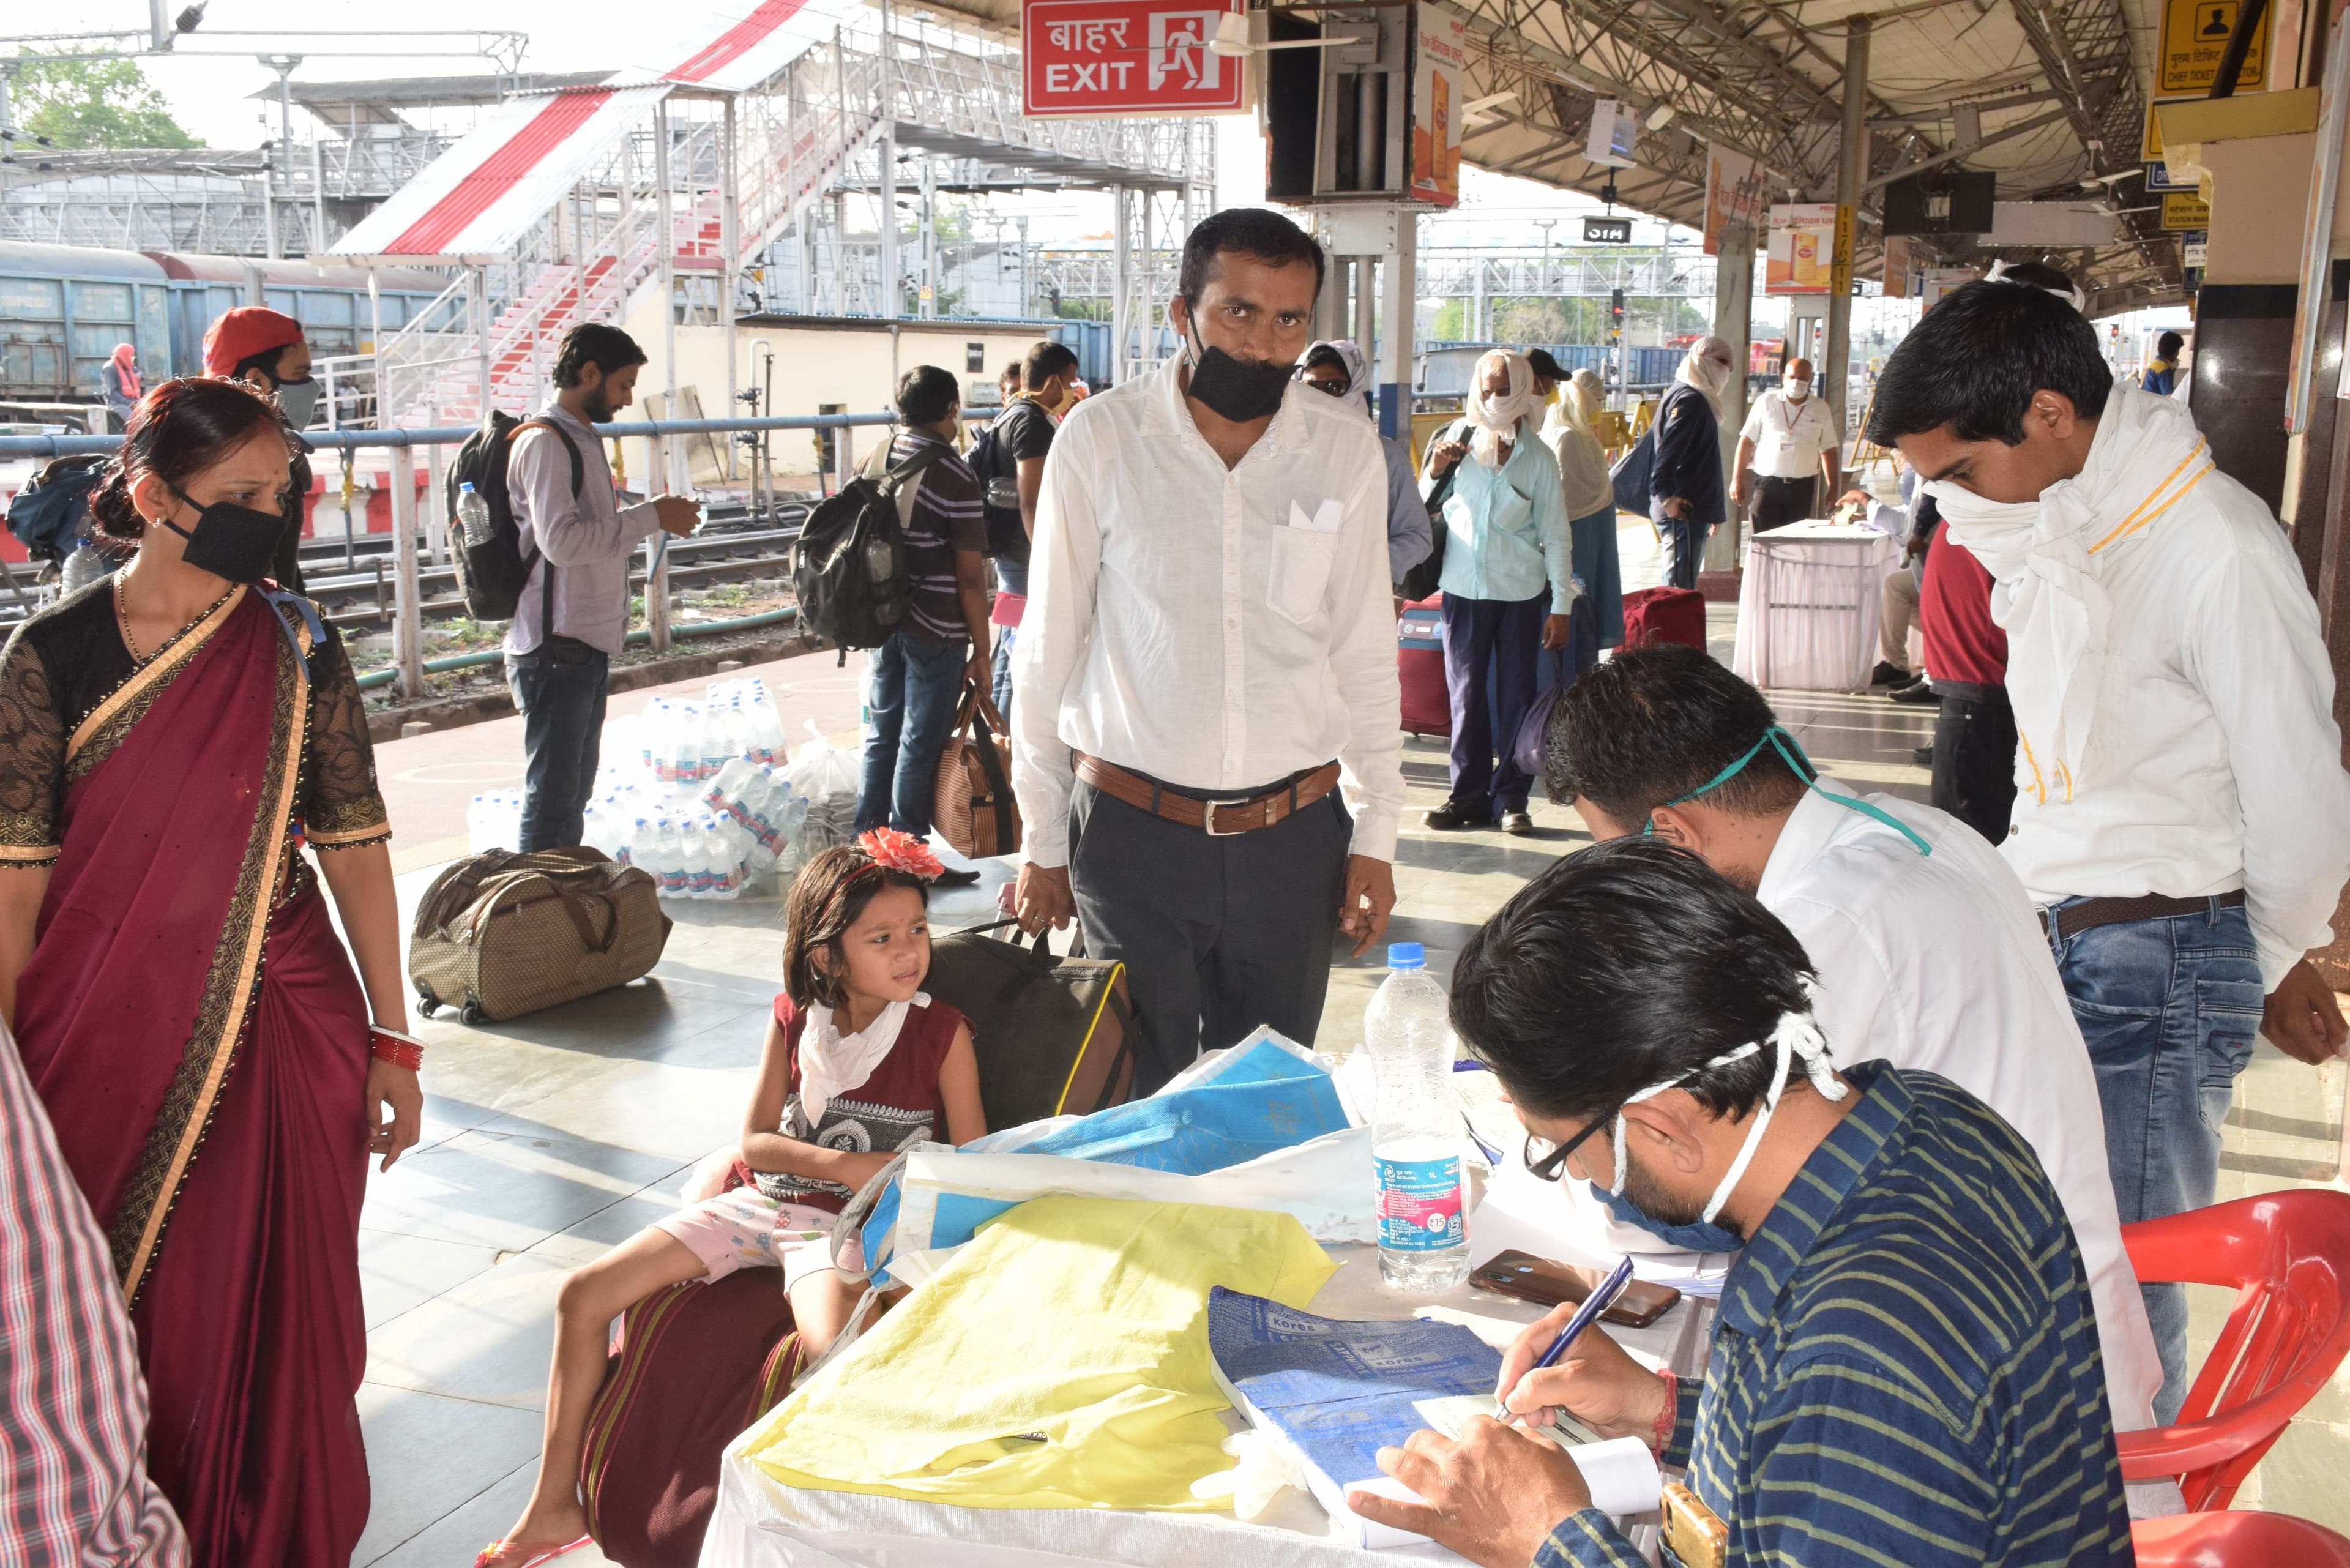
top-left (1203, 797), bottom-right (1251, 837)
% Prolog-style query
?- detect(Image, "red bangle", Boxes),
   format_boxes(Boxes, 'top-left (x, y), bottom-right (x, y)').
top-left (370, 1028), bottom-right (423, 1071)
top-left (1651, 1368), bottom-right (1678, 1454)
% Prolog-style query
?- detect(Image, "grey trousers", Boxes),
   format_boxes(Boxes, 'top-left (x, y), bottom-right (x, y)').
top-left (1068, 772), bottom-right (1352, 1094)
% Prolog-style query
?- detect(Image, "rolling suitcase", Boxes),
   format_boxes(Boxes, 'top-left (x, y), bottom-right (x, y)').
top-left (409, 847), bottom-right (671, 1024)
top-left (1620, 585), bottom-right (1708, 652)
top-left (1399, 593), bottom-right (1451, 737)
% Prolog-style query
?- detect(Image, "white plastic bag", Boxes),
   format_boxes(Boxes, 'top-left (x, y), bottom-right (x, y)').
top-left (788, 720), bottom-right (859, 855)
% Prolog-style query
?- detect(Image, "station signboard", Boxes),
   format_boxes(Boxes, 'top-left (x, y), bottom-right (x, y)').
top-left (2158, 0), bottom-right (2266, 93)
top-left (2181, 230), bottom-right (2209, 267)
top-left (1702, 144), bottom-right (1764, 256)
top-left (1021, 0), bottom-right (1248, 118)
top-left (2162, 191), bottom-right (2213, 229)
top-left (1584, 217), bottom-right (1632, 244)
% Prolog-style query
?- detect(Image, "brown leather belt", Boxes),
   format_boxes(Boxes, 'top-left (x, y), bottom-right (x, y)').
top-left (1074, 753), bottom-right (1341, 837)
top-left (2042, 889), bottom-right (2246, 944)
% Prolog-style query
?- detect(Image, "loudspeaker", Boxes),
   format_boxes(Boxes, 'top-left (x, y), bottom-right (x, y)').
top-left (1881, 168), bottom-right (1996, 236)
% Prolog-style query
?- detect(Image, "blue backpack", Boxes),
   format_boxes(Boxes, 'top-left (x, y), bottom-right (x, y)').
top-left (4, 455), bottom-right (106, 565)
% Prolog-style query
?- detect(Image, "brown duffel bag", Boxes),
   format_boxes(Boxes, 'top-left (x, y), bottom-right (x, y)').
top-left (408, 846), bottom-right (671, 1025)
top-left (932, 678), bottom-right (1021, 861)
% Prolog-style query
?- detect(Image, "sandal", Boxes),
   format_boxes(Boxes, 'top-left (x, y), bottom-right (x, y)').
top-left (472, 1537), bottom-right (591, 1568)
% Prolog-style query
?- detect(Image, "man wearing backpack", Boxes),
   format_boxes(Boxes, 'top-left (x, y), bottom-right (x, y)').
top-left (852, 365), bottom-right (992, 885)
top-left (506, 324), bottom-right (699, 852)
top-left (974, 341), bottom-right (1080, 721)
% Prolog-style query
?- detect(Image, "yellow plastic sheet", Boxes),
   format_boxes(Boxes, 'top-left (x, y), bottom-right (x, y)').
top-left (745, 1195), bottom-right (1337, 1512)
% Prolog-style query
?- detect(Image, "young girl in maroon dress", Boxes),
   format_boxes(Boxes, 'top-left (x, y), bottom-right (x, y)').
top-left (480, 828), bottom-right (986, 1567)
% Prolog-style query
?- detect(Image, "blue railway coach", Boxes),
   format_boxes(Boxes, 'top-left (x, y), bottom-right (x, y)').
top-left (0, 242), bottom-right (449, 409)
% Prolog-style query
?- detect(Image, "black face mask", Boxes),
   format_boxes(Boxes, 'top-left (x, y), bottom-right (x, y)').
top-left (159, 490), bottom-right (284, 584)
top-left (1184, 327), bottom-right (1294, 423)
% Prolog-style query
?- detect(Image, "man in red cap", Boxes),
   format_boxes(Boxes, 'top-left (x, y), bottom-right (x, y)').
top-left (203, 305), bottom-right (320, 592)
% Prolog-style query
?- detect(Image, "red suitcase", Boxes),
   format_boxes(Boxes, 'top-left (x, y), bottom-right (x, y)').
top-left (1620, 586), bottom-right (1707, 652)
top-left (1399, 593), bottom-right (1450, 737)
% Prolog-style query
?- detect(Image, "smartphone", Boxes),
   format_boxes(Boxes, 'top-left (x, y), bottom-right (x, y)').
top-left (1662, 1481), bottom-right (1729, 1568)
top-left (1468, 1250), bottom-right (1680, 1329)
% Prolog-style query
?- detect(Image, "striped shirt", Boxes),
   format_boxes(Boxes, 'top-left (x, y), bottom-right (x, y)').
top-left (0, 1021), bottom-right (187, 1566)
top-left (887, 430), bottom-right (986, 643)
top-left (1537, 1063), bottom-right (2129, 1568)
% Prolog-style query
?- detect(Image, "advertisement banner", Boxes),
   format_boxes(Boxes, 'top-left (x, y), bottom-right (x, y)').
top-left (1586, 100), bottom-right (1638, 168)
top-left (1022, 0), bottom-right (1248, 118)
top-left (1410, 5), bottom-right (1468, 206)
top-left (1764, 203), bottom-right (1839, 294)
top-left (1701, 144), bottom-right (1762, 256)
top-left (1882, 234), bottom-right (1921, 297)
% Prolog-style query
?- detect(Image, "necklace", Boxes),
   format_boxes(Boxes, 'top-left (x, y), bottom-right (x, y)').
top-left (113, 572), bottom-right (143, 662)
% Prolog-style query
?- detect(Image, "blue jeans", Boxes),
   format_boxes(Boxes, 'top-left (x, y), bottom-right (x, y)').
top-left (1660, 517), bottom-right (1711, 589)
top-left (506, 637), bottom-right (609, 852)
top-left (2050, 896), bottom-right (2263, 1422)
top-left (857, 631), bottom-right (968, 840)
top-left (991, 624), bottom-right (1016, 726)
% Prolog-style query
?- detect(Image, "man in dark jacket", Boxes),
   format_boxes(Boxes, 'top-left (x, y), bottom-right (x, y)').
top-left (1647, 335), bottom-right (1735, 589)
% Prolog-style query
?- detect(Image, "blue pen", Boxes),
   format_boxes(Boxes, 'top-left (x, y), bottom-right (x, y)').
top-left (1496, 1255), bottom-right (1637, 1427)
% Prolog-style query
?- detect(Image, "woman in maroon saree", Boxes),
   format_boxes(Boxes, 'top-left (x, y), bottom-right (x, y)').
top-left (0, 378), bottom-right (422, 1566)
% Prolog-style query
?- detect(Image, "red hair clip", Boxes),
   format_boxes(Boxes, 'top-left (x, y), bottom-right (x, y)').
top-left (857, 827), bottom-right (944, 880)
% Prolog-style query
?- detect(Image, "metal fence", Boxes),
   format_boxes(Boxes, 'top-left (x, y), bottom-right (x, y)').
top-left (0, 411), bottom-right (903, 701)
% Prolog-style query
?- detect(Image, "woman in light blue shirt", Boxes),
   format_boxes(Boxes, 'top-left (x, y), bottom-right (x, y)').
top-left (1419, 350), bottom-right (1576, 835)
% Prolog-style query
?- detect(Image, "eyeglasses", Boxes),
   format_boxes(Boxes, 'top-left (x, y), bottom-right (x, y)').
top-left (1521, 1106), bottom-right (1622, 1182)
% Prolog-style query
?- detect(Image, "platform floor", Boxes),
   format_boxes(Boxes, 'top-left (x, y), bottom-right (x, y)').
top-left (346, 521), bottom-right (2349, 1564)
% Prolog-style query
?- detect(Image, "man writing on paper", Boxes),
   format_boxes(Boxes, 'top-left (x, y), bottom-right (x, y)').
top-left (1867, 279), bottom-right (2350, 1419)
top-left (1346, 838), bottom-right (2131, 1568)
top-left (1733, 355), bottom-right (1839, 531)
top-left (1544, 644), bottom-right (2168, 1508)
top-left (1008, 209), bottom-right (1403, 1092)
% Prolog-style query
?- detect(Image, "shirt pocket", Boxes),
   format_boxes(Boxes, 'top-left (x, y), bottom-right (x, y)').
top-left (1266, 524), bottom-right (1338, 627)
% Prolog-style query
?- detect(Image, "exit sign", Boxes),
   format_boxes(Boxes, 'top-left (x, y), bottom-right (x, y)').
top-left (1584, 217), bottom-right (1633, 244)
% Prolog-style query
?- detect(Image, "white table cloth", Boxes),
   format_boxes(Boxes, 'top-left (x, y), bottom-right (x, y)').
top-left (1731, 521), bottom-right (1898, 692)
top-left (700, 1177), bottom-right (1718, 1568)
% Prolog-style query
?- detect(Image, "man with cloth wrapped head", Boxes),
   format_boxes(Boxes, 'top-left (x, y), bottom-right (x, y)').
top-left (1649, 336), bottom-right (1736, 589)
top-left (1419, 350), bottom-right (1577, 837)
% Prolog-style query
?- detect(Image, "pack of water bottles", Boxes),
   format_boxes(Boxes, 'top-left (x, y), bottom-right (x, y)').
top-left (464, 678), bottom-right (864, 902)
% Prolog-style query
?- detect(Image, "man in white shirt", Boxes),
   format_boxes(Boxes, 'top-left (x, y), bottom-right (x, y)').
top-left (1733, 356), bottom-right (1840, 531)
top-left (1544, 643), bottom-right (2169, 1501)
top-left (1867, 278), bottom-right (2350, 1420)
top-left (1008, 209), bottom-right (1403, 1092)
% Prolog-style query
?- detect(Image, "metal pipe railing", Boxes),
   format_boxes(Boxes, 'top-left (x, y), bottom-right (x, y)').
top-left (3, 413), bottom-right (894, 701)
top-left (0, 411), bottom-right (901, 461)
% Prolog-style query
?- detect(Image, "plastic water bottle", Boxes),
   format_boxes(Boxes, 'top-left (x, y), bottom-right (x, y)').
top-left (700, 707), bottom-right (733, 786)
top-left (1365, 943), bottom-right (1469, 1292)
top-left (745, 690), bottom-right (785, 766)
top-left (456, 482), bottom-right (493, 547)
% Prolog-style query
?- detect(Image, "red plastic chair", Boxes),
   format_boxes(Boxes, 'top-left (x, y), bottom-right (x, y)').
top-left (2132, 1509), bottom-right (2350, 1567)
top-left (2118, 1189), bottom-right (2350, 1510)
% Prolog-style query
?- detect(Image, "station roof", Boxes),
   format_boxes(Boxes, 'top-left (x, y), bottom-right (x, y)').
top-left (908, 0), bottom-right (2202, 313)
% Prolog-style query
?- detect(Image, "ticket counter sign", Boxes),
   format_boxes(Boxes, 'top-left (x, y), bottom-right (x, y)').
top-left (1022, 0), bottom-right (1247, 118)
top-left (2162, 192), bottom-right (2213, 229)
top-left (2158, 0), bottom-right (2266, 93)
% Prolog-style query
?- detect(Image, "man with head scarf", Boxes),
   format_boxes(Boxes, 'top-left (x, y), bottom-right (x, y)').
top-left (1538, 365), bottom-right (1626, 662)
top-left (1650, 335), bottom-right (1736, 589)
top-left (1298, 340), bottom-right (1432, 584)
top-left (1419, 350), bottom-right (1576, 835)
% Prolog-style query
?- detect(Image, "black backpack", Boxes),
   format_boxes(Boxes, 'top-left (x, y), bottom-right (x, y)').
top-left (5, 455), bottom-right (107, 566)
top-left (966, 417), bottom-right (1029, 566)
top-left (791, 441), bottom-right (948, 661)
top-left (444, 410), bottom-right (583, 621)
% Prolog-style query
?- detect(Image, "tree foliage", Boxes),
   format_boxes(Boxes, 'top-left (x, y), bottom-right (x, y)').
top-left (15, 56), bottom-right (203, 151)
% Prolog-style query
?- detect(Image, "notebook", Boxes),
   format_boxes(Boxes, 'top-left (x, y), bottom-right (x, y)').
top-left (1204, 1286), bottom-right (1661, 1548)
